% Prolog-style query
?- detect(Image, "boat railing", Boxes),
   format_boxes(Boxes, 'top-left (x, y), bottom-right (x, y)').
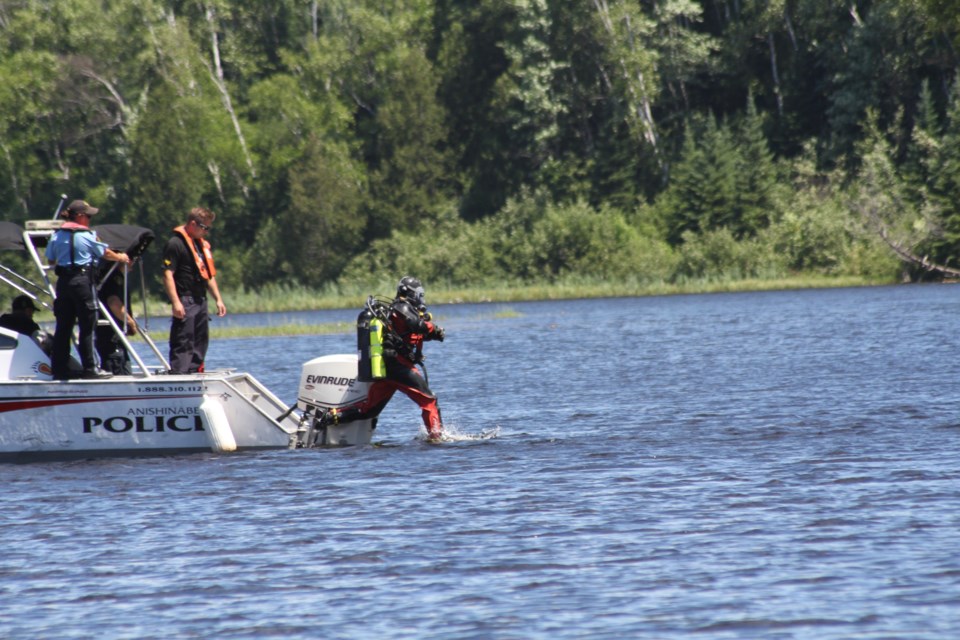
top-left (17, 220), bottom-right (170, 378)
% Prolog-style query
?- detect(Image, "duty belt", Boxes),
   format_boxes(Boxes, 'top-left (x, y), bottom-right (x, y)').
top-left (54, 264), bottom-right (93, 276)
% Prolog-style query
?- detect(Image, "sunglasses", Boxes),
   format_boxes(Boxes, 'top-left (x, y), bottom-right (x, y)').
top-left (196, 222), bottom-right (211, 231)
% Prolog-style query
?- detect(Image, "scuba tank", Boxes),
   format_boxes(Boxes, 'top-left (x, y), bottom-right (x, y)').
top-left (356, 307), bottom-right (386, 382)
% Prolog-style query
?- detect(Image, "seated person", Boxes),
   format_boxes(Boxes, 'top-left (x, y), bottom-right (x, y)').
top-left (95, 266), bottom-right (138, 375)
top-left (0, 295), bottom-right (52, 354)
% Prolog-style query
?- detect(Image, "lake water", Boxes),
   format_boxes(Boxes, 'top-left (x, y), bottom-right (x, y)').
top-left (3, 285), bottom-right (960, 639)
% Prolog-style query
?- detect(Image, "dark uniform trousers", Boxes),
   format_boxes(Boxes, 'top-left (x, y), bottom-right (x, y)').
top-left (169, 295), bottom-right (209, 374)
top-left (52, 266), bottom-right (97, 378)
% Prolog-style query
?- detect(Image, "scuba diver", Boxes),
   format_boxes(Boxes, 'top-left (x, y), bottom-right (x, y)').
top-left (326, 276), bottom-right (446, 440)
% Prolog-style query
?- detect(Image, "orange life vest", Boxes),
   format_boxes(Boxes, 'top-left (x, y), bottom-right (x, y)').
top-left (173, 225), bottom-right (216, 280)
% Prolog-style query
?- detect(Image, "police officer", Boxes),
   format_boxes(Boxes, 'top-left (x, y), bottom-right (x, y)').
top-left (45, 200), bottom-right (130, 380)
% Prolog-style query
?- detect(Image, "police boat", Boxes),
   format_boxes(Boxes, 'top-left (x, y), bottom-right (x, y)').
top-left (0, 216), bottom-right (373, 462)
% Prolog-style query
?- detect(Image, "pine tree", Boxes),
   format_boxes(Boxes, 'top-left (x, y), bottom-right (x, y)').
top-left (733, 93), bottom-right (779, 236)
top-left (660, 123), bottom-right (707, 244)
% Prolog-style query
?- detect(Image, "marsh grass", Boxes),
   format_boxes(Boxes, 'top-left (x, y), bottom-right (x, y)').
top-left (25, 274), bottom-right (893, 336)
top-left (218, 273), bottom-right (891, 312)
top-left (209, 322), bottom-right (354, 339)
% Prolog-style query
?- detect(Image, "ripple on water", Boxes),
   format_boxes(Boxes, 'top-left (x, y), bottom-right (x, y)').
top-left (4, 288), bottom-right (960, 638)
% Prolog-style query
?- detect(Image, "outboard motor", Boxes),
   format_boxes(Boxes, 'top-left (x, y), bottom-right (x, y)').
top-left (297, 354), bottom-right (376, 446)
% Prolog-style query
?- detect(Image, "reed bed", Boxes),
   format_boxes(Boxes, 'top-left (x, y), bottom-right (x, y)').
top-left (26, 274), bottom-right (895, 335)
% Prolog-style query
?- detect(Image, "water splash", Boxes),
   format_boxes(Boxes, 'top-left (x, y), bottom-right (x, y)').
top-left (417, 423), bottom-right (501, 443)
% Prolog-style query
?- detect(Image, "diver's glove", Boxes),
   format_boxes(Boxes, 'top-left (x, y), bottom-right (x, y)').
top-left (430, 326), bottom-right (445, 342)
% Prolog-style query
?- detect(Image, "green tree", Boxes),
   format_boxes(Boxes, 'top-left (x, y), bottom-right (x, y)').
top-left (658, 115), bottom-right (740, 243)
top-left (125, 6), bottom-right (260, 246)
top-left (126, 82), bottom-right (211, 234)
top-left (270, 136), bottom-right (366, 287)
top-left (826, 0), bottom-right (946, 165)
top-left (924, 77), bottom-right (960, 267)
top-left (916, 0), bottom-right (960, 50)
top-left (733, 94), bottom-right (780, 234)
top-left (364, 44), bottom-right (456, 238)
top-left (432, 0), bottom-right (514, 219)
top-left (493, 0), bottom-right (567, 180)
top-left (649, 0), bottom-right (717, 123)
top-left (592, 0), bottom-right (663, 173)
top-left (901, 80), bottom-right (942, 199)
top-left (294, 0), bottom-right (454, 240)
top-left (0, 46), bottom-right (60, 218)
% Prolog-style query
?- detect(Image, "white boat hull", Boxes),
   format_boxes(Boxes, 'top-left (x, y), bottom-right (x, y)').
top-left (0, 372), bottom-right (301, 462)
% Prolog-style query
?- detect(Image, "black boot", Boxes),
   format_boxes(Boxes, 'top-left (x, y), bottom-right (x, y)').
top-left (81, 368), bottom-right (113, 380)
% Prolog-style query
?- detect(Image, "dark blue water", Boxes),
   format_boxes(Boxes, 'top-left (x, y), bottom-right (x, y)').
top-left (3, 285), bottom-right (960, 639)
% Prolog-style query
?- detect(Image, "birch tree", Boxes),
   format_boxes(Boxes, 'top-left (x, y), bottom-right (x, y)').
top-left (496, 0), bottom-right (567, 171)
top-left (201, 1), bottom-right (256, 184)
top-left (592, 0), bottom-right (663, 171)
top-left (130, 4), bottom-right (260, 242)
top-left (651, 0), bottom-right (717, 118)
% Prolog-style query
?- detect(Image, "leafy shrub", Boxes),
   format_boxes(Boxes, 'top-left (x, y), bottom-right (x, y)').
top-left (524, 200), bottom-right (675, 281)
top-left (338, 194), bottom-right (677, 287)
top-left (768, 200), bottom-right (851, 273)
top-left (675, 228), bottom-right (785, 280)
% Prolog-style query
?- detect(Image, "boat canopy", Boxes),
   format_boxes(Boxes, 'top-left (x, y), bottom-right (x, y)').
top-left (1, 221), bottom-right (154, 258)
top-left (0, 222), bottom-right (25, 252)
top-left (92, 224), bottom-right (155, 260)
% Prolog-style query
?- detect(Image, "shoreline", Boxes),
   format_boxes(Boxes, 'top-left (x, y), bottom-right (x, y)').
top-left (33, 274), bottom-right (931, 340)
top-left (226, 274), bottom-right (902, 314)
top-left (208, 275), bottom-right (912, 339)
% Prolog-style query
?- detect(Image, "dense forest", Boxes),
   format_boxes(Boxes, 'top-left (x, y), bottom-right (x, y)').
top-left (2, 0), bottom-right (960, 297)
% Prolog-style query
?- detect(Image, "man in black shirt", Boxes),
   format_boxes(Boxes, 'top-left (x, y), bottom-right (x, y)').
top-left (161, 207), bottom-right (226, 374)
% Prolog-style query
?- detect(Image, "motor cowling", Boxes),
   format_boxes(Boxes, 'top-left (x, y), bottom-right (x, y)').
top-left (298, 354), bottom-right (369, 411)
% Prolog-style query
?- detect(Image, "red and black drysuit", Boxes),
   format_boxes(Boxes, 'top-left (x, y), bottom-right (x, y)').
top-left (347, 296), bottom-right (444, 437)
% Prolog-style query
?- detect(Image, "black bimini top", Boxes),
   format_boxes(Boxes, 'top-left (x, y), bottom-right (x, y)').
top-left (93, 224), bottom-right (155, 260)
top-left (0, 222), bottom-right (25, 252)
top-left (0, 222), bottom-right (155, 257)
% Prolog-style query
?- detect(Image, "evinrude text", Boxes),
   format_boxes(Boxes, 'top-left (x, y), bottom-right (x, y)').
top-left (305, 375), bottom-right (356, 387)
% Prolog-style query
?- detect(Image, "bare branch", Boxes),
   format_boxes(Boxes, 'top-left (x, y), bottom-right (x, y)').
top-left (203, 3), bottom-right (257, 182)
top-left (860, 201), bottom-right (960, 278)
top-left (77, 67), bottom-right (131, 134)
